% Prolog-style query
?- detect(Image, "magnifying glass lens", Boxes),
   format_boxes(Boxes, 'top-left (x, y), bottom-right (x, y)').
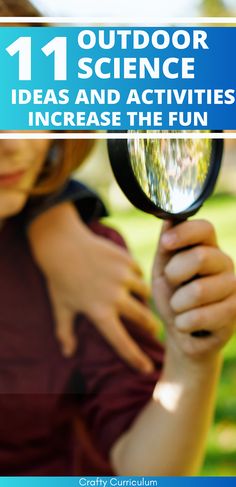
top-left (128, 134), bottom-right (212, 214)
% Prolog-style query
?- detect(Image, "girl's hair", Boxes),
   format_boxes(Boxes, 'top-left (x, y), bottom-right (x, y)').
top-left (0, 0), bottom-right (41, 16)
top-left (35, 140), bottom-right (95, 195)
top-left (0, 0), bottom-right (95, 194)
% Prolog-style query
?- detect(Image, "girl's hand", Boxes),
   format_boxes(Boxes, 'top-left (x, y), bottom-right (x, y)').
top-left (28, 203), bottom-right (159, 372)
top-left (152, 219), bottom-right (236, 361)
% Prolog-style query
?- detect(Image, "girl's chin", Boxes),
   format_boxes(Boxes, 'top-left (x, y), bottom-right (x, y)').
top-left (0, 191), bottom-right (28, 219)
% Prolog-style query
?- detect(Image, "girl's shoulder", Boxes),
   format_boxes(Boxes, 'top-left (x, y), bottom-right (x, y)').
top-left (23, 179), bottom-right (108, 226)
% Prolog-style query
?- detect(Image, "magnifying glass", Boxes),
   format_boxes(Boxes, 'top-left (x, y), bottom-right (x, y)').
top-left (108, 130), bottom-right (224, 337)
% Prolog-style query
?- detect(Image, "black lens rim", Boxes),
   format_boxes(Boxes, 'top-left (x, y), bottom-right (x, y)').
top-left (108, 131), bottom-right (223, 220)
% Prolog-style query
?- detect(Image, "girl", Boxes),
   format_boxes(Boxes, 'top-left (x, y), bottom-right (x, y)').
top-left (0, 138), bottom-right (235, 476)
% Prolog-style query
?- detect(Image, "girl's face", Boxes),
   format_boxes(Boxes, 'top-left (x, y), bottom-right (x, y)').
top-left (0, 139), bottom-right (51, 219)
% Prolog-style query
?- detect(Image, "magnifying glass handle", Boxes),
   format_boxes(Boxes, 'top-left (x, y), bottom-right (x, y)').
top-left (172, 219), bottom-right (212, 339)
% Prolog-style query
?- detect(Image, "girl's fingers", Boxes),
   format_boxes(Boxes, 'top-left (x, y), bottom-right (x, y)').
top-left (48, 283), bottom-right (78, 357)
top-left (170, 273), bottom-right (236, 313)
top-left (152, 220), bottom-right (174, 278)
top-left (131, 260), bottom-right (144, 277)
top-left (114, 247), bottom-right (143, 277)
top-left (176, 326), bottom-right (235, 356)
top-left (119, 294), bottom-right (161, 335)
top-left (165, 246), bottom-right (233, 287)
top-left (174, 293), bottom-right (236, 334)
top-left (54, 307), bottom-right (78, 357)
top-left (126, 274), bottom-right (151, 299)
top-left (95, 313), bottom-right (155, 373)
top-left (161, 219), bottom-right (218, 251)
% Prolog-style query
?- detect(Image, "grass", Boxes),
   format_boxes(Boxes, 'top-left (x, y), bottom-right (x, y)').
top-left (105, 194), bottom-right (236, 476)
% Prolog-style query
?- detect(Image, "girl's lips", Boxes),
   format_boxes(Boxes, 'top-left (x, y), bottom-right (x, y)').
top-left (0, 170), bottom-right (26, 187)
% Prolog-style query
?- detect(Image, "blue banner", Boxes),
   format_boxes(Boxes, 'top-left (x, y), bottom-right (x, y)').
top-left (0, 26), bottom-right (235, 130)
top-left (1, 477), bottom-right (236, 486)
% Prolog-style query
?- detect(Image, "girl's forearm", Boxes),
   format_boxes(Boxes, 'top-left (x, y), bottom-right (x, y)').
top-left (110, 350), bottom-right (222, 476)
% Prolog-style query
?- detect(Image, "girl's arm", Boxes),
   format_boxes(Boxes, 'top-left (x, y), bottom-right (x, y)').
top-left (110, 220), bottom-right (236, 475)
top-left (28, 202), bottom-right (159, 372)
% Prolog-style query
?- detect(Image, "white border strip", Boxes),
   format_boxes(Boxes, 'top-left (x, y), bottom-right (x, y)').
top-left (0, 133), bottom-right (233, 139)
top-left (0, 17), bottom-right (235, 24)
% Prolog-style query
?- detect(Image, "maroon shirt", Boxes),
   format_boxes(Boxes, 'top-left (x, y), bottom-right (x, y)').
top-left (0, 216), bottom-right (164, 475)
